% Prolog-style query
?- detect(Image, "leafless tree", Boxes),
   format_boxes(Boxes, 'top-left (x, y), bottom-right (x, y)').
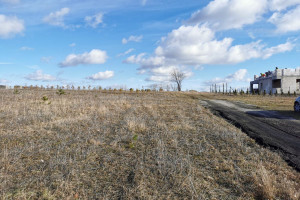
top-left (170, 70), bottom-right (186, 91)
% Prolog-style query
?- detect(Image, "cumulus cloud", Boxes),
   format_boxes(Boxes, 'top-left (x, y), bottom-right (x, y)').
top-left (87, 71), bottom-right (114, 80)
top-left (268, 5), bottom-right (300, 33)
top-left (269, 0), bottom-right (300, 11)
top-left (85, 13), bottom-right (103, 28)
top-left (69, 43), bottom-right (76, 47)
top-left (186, 0), bottom-right (300, 33)
top-left (43, 7), bottom-right (70, 28)
top-left (187, 0), bottom-right (268, 30)
top-left (60, 49), bottom-right (108, 67)
top-left (128, 25), bottom-right (293, 67)
top-left (263, 41), bottom-right (294, 58)
top-left (25, 70), bottom-right (56, 81)
top-left (124, 25), bottom-right (293, 82)
top-left (0, 15), bottom-right (24, 39)
top-left (124, 53), bottom-right (165, 69)
top-left (205, 69), bottom-right (249, 86)
top-left (122, 35), bottom-right (143, 44)
top-left (146, 66), bottom-right (193, 82)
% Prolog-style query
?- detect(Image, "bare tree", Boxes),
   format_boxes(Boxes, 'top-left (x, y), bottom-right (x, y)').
top-left (170, 70), bottom-right (186, 91)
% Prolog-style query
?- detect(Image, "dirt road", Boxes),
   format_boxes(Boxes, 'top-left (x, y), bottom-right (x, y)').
top-left (201, 99), bottom-right (300, 171)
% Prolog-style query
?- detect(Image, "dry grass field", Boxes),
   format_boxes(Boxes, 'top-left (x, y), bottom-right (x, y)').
top-left (201, 93), bottom-right (300, 120)
top-left (0, 89), bottom-right (299, 199)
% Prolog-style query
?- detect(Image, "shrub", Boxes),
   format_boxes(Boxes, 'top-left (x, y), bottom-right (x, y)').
top-left (13, 89), bottom-right (20, 94)
top-left (42, 96), bottom-right (48, 101)
top-left (129, 88), bottom-right (134, 92)
top-left (56, 89), bottom-right (65, 95)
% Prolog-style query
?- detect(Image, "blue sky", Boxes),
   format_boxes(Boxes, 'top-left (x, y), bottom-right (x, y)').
top-left (0, 0), bottom-right (300, 91)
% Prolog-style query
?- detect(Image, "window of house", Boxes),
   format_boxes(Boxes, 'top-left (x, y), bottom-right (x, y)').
top-left (272, 79), bottom-right (281, 88)
top-left (296, 79), bottom-right (300, 83)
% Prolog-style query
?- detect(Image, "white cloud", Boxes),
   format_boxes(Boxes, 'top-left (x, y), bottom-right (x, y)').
top-left (87, 71), bottom-right (114, 80)
top-left (43, 7), bottom-right (70, 28)
top-left (205, 69), bottom-right (249, 85)
top-left (122, 35), bottom-right (143, 44)
top-left (0, 62), bottom-right (12, 65)
top-left (60, 49), bottom-right (108, 67)
top-left (69, 43), bottom-right (76, 47)
top-left (40, 56), bottom-right (52, 63)
top-left (25, 70), bottom-right (56, 81)
top-left (146, 66), bottom-right (193, 82)
top-left (262, 41), bottom-right (294, 58)
top-left (0, 79), bottom-right (9, 84)
top-left (269, 0), bottom-right (300, 11)
top-left (187, 0), bottom-right (268, 30)
top-left (155, 25), bottom-right (293, 66)
top-left (0, 15), bottom-right (24, 39)
top-left (124, 25), bottom-right (293, 82)
top-left (124, 53), bottom-right (165, 69)
top-left (141, 0), bottom-right (147, 6)
top-left (268, 5), bottom-right (300, 33)
top-left (185, 0), bottom-right (300, 33)
top-left (117, 48), bottom-right (135, 57)
top-left (85, 13), bottom-right (103, 28)
top-left (0, 0), bottom-right (20, 4)
top-left (20, 46), bottom-right (33, 51)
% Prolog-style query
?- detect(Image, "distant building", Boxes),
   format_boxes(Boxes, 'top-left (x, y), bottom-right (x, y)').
top-left (0, 85), bottom-right (8, 89)
top-left (14, 85), bottom-right (22, 89)
top-left (250, 68), bottom-right (300, 94)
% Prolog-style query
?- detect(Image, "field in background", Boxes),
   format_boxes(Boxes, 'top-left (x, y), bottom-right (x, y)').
top-left (200, 93), bottom-right (300, 120)
top-left (0, 90), bottom-right (299, 199)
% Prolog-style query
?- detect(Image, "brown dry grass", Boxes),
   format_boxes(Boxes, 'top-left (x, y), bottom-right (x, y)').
top-left (0, 90), bottom-right (299, 199)
top-left (200, 93), bottom-right (300, 119)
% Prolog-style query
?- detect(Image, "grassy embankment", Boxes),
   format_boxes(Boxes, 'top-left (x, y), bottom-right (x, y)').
top-left (0, 90), bottom-right (299, 199)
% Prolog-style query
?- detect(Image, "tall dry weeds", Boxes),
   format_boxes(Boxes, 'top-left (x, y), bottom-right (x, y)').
top-left (0, 90), bottom-right (299, 199)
